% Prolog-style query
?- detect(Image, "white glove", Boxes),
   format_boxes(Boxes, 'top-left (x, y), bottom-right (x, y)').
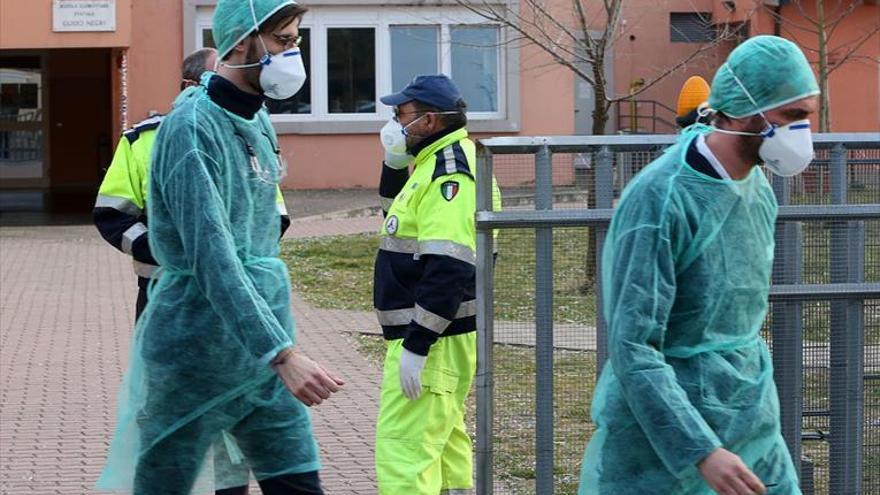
top-left (384, 150), bottom-right (412, 170)
top-left (399, 348), bottom-right (427, 400)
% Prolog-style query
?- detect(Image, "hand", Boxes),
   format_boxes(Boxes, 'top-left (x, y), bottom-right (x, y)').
top-left (384, 150), bottom-right (412, 170)
top-left (698, 448), bottom-right (766, 495)
top-left (273, 348), bottom-right (345, 407)
top-left (399, 348), bottom-right (427, 400)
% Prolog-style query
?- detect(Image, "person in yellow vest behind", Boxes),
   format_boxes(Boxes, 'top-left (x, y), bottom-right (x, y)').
top-left (374, 74), bottom-right (501, 495)
top-left (93, 47), bottom-right (291, 323)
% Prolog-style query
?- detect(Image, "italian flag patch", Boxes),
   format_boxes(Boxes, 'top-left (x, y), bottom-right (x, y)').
top-left (440, 181), bottom-right (459, 201)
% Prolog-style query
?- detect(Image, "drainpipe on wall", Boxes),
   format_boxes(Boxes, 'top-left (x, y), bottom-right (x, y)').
top-left (774, 5), bottom-right (782, 36)
top-left (119, 49), bottom-right (129, 131)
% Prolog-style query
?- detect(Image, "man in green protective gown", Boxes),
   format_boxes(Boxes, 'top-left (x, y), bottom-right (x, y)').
top-left (97, 1), bottom-right (344, 494)
top-left (579, 35), bottom-right (820, 495)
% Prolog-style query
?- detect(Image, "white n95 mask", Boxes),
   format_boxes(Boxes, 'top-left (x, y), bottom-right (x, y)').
top-left (380, 119), bottom-right (413, 170)
top-left (260, 48), bottom-right (307, 100)
top-left (757, 119), bottom-right (814, 177)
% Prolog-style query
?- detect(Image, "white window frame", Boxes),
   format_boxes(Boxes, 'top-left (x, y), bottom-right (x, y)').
top-left (184, 1), bottom-right (520, 134)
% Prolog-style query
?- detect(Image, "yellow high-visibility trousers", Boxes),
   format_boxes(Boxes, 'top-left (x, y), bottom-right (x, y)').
top-left (375, 333), bottom-right (476, 495)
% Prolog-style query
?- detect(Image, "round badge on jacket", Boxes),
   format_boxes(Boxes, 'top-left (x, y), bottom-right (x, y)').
top-left (385, 215), bottom-right (399, 235)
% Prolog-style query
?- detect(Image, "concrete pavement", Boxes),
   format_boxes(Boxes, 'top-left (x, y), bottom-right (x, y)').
top-left (0, 214), bottom-right (384, 495)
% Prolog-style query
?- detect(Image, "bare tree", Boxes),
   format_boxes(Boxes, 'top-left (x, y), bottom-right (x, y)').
top-left (453, 0), bottom-right (755, 135)
top-left (454, 0), bottom-right (755, 286)
top-left (766, 0), bottom-right (880, 132)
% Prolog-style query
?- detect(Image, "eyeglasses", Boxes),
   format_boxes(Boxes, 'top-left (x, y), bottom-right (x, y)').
top-left (271, 33), bottom-right (303, 50)
top-left (392, 109), bottom-right (423, 123)
top-left (392, 108), bottom-right (462, 123)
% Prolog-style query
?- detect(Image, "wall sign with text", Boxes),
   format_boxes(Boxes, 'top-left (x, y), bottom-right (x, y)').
top-left (52, 0), bottom-right (116, 32)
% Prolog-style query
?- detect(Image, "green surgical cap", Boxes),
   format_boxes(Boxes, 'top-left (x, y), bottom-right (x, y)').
top-left (709, 35), bottom-right (819, 119)
top-left (213, 0), bottom-right (298, 60)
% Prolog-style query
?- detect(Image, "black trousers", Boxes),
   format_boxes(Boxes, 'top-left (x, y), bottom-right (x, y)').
top-left (135, 284), bottom-right (149, 322)
top-left (215, 471), bottom-right (323, 495)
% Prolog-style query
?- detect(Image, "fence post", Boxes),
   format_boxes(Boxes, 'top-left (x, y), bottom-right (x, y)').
top-left (475, 143), bottom-right (496, 495)
top-left (770, 173), bottom-right (805, 484)
top-left (535, 144), bottom-right (555, 494)
top-left (595, 146), bottom-right (614, 370)
top-left (829, 143), bottom-right (865, 495)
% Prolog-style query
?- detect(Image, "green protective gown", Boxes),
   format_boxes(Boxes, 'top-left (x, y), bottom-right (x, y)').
top-left (579, 128), bottom-right (800, 494)
top-left (96, 74), bottom-right (318, 493)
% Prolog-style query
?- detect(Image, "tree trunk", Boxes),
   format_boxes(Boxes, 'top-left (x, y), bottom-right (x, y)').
top-left (591, 49), bottom-right (609, 136)
top-left (582, 48), bottom-right (609, 291)
top-left (816, 0), bottom-right (831, 132)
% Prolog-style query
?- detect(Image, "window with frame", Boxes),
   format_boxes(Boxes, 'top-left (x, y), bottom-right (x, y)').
top-left (670, 13), bottom-right (715, 43)
top-left (194, 6), bottom-right (506, 124)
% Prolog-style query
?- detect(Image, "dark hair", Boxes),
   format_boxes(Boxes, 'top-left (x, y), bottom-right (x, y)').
top-left (180, 48), bottom-right (217, 90)
top-left (259, 4), bottom-right (308, 34)
top-left (412, 99), bottom-right (468, 129)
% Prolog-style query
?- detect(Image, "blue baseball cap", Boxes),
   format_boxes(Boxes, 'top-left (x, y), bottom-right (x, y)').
top-left (380, 74), bottom-right (464, 111)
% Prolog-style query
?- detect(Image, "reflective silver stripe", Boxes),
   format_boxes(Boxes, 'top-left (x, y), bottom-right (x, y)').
top-left (276, 201), bottom-right (288, 216)
top-left (443, 146), bottom-right (456, 175)
top-left (379, 196), bottom-right (394, 211)
top-left (414, 304), bottom-right (451, 334)
top-left (456, 299), bottom-right (476, 318)
top-left (376, 300), bottom-right (476, 328)
top-left (375, 308), bottom-right (413, 326)
top-left (419, 240), bottom-right (476, 265)
top-left (440, 490), bottom-right (473, 495)
top-left (379, 236), bottom-right (418, 254)
top-left (95, 194), bottom-right (142, 216)
top-left (133, 260), bottom-right (159, 278)
top-left (132, 114), bottom-right (163, 128)
top-left (121, 222), bottom-right (148, 255)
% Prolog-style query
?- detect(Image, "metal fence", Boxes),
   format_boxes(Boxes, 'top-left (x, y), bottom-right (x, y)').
top-left (473, 133), bottom-right (880, 495)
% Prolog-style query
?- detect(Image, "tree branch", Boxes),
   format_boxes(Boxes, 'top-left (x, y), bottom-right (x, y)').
top-left (608, 40), bottom-right (723, 103)
top-left (763, 5), bottom-right (819, 34)
top-left (794, 0), bottom-right (821, 28)
top-left (573, 0), bottom-right (597, 53)
top-left (454, 0), bottom-right (598, 84)
top-left (827, 23), bottom-right (880, 74)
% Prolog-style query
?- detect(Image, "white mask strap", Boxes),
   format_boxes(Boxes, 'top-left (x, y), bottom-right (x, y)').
top-left (220, 0), bottom-right (270, 69)
top-left (723, 64), bottom-right (770, 124)
top-left (712, 127), bottom-right (762, 137)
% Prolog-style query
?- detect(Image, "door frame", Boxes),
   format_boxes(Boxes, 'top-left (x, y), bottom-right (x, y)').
top-left (0, 50), bottom-right (51, 189)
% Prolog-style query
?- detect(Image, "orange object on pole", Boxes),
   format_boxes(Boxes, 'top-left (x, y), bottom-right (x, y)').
top-left (676, 76), bottom-right (711, 117)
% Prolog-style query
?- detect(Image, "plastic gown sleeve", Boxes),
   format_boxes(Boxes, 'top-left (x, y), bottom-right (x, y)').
top-left (605, 197), bottom-right (722, 478)
top-left (161, 149), bottom-right (292, 365)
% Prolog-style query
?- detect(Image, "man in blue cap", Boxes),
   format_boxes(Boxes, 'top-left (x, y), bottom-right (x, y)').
top-left (373, 74), bottom-right (501, 494)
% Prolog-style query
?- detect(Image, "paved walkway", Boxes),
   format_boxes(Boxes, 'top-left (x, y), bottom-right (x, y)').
top-left (0, 216), bottom-right (384, 495)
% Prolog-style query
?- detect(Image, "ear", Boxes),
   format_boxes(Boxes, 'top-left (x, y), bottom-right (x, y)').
top-left (425, 112), bottom-right (440, 132)
top-left (232, 36), bottom-right (250, 55)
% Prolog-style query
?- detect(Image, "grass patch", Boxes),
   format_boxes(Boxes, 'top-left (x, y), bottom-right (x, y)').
top-left (494, 228), bottom-right (598, 325)
top-left (280, 229), bottom-right (599, 325)
top-left (280, 233), bottom-right (377, 311)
